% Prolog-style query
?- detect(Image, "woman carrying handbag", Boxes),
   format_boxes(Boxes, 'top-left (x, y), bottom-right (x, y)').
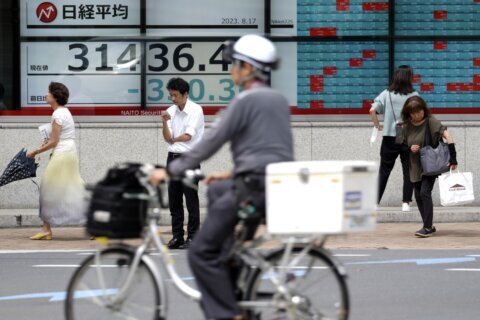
top-left (369, 65), bottom-right (418, 211)
top-left (401, 96), bottom-right (457, 237)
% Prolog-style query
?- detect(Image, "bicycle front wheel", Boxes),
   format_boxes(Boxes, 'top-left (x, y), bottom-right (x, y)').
top-left (244, 246), bottom-right (349, 320)
top-left (65, 246), bottom-right (162, 320)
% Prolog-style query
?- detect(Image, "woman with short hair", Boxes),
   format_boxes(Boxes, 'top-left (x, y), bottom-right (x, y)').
top-left (401, 96), bottom-right (457, 237)
top-left (27, 82), bottom-right (86, 240)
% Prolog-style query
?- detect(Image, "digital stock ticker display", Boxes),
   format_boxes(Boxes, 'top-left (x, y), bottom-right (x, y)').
top-left (16, 0), bottom-right (480, 116)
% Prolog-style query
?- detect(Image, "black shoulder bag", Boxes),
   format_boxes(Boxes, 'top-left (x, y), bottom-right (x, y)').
top-left (389, 92), bottom-right (404, 144)
top-left (419, 118), bottom-right (450, 176)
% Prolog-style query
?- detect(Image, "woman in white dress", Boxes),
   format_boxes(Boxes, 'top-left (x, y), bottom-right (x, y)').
top-left (27, 82), bottom-right (86, 240)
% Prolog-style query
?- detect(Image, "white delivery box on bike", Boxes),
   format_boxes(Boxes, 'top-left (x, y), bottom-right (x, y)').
top-left (266, 161), bottom-right (378, 234)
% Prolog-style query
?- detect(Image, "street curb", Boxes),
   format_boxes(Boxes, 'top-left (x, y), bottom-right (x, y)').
top-left (1, 207), bottom-right (480, 228)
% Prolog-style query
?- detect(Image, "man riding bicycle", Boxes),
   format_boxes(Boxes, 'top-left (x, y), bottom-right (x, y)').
top-left (150, 34), bottom-right (293, 320)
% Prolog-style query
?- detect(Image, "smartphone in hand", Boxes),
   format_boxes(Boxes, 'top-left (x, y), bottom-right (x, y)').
top-left (160, 110), bottom-right (171, 121)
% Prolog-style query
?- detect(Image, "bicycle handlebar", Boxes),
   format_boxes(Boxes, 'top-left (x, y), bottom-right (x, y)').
top-left (182, 169), bottom-right (205, 189)
top-left (134, 165), bottom-right (205, 208)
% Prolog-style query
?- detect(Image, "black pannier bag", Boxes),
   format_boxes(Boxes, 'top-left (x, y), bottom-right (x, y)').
top-left (87, 163), bottom-right (148, 238)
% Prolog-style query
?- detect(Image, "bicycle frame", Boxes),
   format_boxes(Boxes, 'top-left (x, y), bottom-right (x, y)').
top-left (91, 174), bottom-right (344, 317)
top-left (96, 213), bottom-right (201, 313)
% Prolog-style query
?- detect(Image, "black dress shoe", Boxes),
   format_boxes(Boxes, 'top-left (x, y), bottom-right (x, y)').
top-left (179, 238), bottom-right (192, 250)
top-left (167, 237), bottom-right (185, 249)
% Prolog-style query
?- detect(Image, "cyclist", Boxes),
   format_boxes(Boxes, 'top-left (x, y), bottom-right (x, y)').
top-left (150, 34), bottom-right (293, 320)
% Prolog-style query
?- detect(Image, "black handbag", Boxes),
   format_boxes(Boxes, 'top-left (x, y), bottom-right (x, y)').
top-left (419, 118), bottom-right (450, 176)
top-left (388, 92), bottom-right (404, 145)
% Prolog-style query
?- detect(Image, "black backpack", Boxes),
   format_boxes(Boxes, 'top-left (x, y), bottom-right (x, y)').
top-left (86, 163), bottom-right (148, 238)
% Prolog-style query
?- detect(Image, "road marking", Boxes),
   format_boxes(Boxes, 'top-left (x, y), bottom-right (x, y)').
top-left (348, 257), bottom-right (476, 265)
top-left (75, 252), bottom-right (179, 256)
top-left (334, 254), bottom-right (371, 257)
top-left (0, 289), bottom-right (119, 302)
top-left (276, 266), bottom-right (328, 269)
top-left (0, 250), bottom-right (94, 254)
top-left (446, 268), bottom-right (480, 272)
top-left (33, 265), bottom-right (120, 268)
top-left (0, 291), bottom-right (67, 302)
top-left (149, 252), bottom-right (179, 256)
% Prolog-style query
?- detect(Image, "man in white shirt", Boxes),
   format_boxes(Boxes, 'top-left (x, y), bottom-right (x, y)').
top-left (161, 77), bottom-right (205, 249)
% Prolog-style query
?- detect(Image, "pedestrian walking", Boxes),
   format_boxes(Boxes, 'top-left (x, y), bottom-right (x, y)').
top-left (161, 77), bottom-right (205, 249)
top-left (401, 96), bottom-right (457, 237)
top-left (369, 65), bottom-right (418, 211)
top-left (26, 82), bottom-right (86, 240)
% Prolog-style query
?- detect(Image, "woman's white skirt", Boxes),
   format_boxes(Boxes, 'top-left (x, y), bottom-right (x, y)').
top-left (39, 140), bottom-right (87, 225)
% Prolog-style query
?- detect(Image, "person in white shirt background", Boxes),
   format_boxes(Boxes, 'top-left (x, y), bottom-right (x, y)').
top-left (27, 82), bottom-right (86, 240)
top-left (161, 77), bottom-right (205, 249)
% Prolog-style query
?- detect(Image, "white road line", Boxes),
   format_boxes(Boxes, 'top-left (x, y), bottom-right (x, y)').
top-left (277, 266), bottom-right (328, 269)
top-left (75, 252), bottom-right (179, 256)
top-left (466, 255), bottom-right (480, 257)
top-left (446, 268), bottom-right (480, 272)
top-left (334, 254), bottom-right (371, 257)
top-left (0, 250), bottom-right (93, 254)
top-left (34, 265), bottom-right (80, 268)
top-left (150, 252), bottom-right (179, 256)
top-left (33, 265), bottom-right (118, 268)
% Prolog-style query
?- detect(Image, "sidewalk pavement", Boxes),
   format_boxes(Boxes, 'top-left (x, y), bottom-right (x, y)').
top-left (0, 223), bottom-right (479, 251)
top-left (0, 207), bottom-right (479, 251)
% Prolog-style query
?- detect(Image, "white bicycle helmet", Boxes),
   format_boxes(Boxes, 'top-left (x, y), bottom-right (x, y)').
top-left (222, 34), bottom-right (280, 73)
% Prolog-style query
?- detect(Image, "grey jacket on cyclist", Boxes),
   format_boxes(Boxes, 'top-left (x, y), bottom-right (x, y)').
top-left (167, 81), bottom-right (293, 176)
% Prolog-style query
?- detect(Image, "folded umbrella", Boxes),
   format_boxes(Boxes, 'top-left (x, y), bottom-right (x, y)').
top-left (0, 148), bottom-right (38, 187)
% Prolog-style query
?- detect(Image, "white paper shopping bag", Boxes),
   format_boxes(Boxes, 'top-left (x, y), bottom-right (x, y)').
top-left (438, 170), bottom-right (475, 206)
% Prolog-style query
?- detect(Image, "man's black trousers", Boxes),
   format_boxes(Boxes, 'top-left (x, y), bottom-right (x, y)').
top-left (167, 152), bottom-right (200, 240)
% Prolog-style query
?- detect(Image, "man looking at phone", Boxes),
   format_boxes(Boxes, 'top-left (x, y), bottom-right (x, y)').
top-left (161, 77), bottom-right (205, 249)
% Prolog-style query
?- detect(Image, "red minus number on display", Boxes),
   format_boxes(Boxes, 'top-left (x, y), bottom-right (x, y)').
top-left (310, 28), bottom-right (337, 37)
top-left (434, 10), bottom-right (448, 19)
top-left (434, 41), bottom-right (447, 50)
top-left (362, 2), bottom-right (389, 11)
top-left (310, 100), bottom-right (324, 109)
top-left (420, 83), bottom-right (434, 92)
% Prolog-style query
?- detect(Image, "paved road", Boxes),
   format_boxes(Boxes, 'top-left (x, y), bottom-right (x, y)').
top-left (1, 223), bottom-right (479, 319)
top-left (1, 249), bottom-right (480, 320)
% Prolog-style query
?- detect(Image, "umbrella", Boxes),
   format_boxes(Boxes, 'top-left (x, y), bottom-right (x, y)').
top-left (0, 148), bottom-right (38, 187)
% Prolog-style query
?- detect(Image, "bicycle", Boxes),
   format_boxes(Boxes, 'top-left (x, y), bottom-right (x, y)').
top-left (64, 164), bottom-right (349, 320)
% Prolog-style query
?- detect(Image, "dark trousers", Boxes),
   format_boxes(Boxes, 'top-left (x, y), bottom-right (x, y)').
top-left (188, 179), bottom-right (241, 319)
top-left (413, 175), bottom-right (437, 229)
top-left (167, 152), bottom-right (200, 240)
top-left (378, 137), bottom-right (414, 204)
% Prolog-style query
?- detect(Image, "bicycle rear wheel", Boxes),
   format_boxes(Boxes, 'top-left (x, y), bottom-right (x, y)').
top-left (65, 246), bottom-right (162, 320)
top-left (244, 246), bottom-right (349, 320)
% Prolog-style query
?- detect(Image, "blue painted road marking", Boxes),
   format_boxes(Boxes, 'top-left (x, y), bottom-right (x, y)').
top-left (348, 257), bottom-right (476, 265)
top-left (0, 289), bottom-right (119, 302)
top-left (0, 291), bottom-right (67, 302)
